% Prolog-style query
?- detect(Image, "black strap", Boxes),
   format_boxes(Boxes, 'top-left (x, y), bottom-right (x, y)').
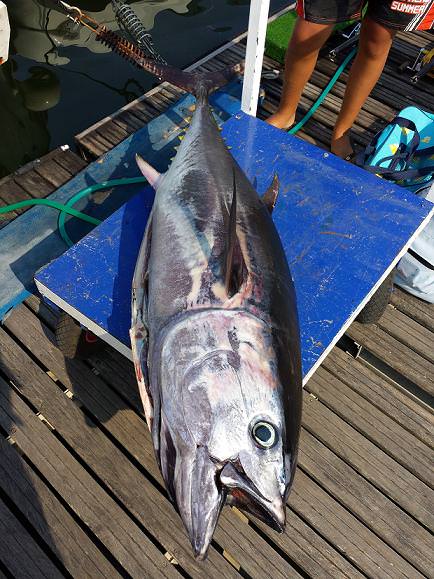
top-left (361, 164), bottom-right (434, 181)
top-left (407, 248), bottom-right (434, 271)
top-left (356, 116), bottom-right (423, 176)
top-left (358, 116), bottom-right (420, 166)
top-left (414, 145), bottom-right (434, 158)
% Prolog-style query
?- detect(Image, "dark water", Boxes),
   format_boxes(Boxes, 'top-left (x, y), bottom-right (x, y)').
top-left (0, 0), bottom-right (286, 178)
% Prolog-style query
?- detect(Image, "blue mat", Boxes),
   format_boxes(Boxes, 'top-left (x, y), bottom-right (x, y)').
top-left (35, 112), bottom-right (434, 382)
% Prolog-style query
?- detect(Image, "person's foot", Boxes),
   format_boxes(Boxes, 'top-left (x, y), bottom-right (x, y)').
top-left (331, 132), bottom-right (355, 161)
top-left (266, 112), bottom-right (295, 131)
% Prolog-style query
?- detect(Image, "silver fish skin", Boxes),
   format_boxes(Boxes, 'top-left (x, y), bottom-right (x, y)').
top-left (130, 63), bottom-right (302, 560)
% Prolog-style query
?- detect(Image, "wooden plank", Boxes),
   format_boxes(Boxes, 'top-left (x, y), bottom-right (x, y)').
top-left (76, 119), bottom-right (135, 159)
top-left (0, 496), bottom-right (63, 579)
top-left (246, 506), bottom-right (365, 579)
top-left (93, 123), bottom-right (129, 149)
top-left (0, 377), bottom-right (182, 579)
top-left (316, 58), bottom-right (434, 112)
top-left (307, 67), bottom-right (396, 122)
top-left (6, 304), bottom-right (307, 578)
top-left (33, 158), bottom-right (73, 189)
top-left (25, 295), bottom-right (59, 330)
top-left (75, 134), bottom-right (110, 159)
top-left (390, 287), bottom-right (434, 333)
top-left (214, 512), bottom-right (305, 579)
top-left (299, 429), bottom-right (434, 577)
top-left (378, 305), bottom-right (434, 363)
top-left (0, 326), bottom-right (235, 578)
top-left (302, 392), bottom-right (434, 528)
top-left (111, 110), bottom-right (147, 134)
top-left (0, 437), bottom-right (120, 578)
top-left (0, 177), bottom-right (32, 215)
top-left (13, 169), bottom-right (56, 199)
top-left (50, 148), bottom-right (88, 176)
top-left (322, 347), bottom-right (434, 449)
top-left (289, 469), bottom-right (425, 579)
top-left (306, 365), bottom-right (433, 486)
top-left (126, 99), bottom-right (161, 123)
top-left (346, 321), bottom-right (434, 396)
top-left (260, 80), bottom-right (371, 146)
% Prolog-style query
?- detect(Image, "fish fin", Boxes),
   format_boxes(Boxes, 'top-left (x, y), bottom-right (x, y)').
top-left (130, 325), bottom-right (153, 428)
top-left (135, 154), bottom-right (163, 189)
top-left (95, 27), bottom-right (243, 99)
top-left (135, 60), bottom-right (243, 102)
top-left (131, 215), bottom-right (153, 429)
top-left (224, 171), bottom-right (237, 295)
top-left (262, 174), bottom-right (279, 214)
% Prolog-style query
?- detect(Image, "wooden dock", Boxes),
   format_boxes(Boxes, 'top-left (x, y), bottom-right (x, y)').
top-left (0, 24), bottom-right (433, 578)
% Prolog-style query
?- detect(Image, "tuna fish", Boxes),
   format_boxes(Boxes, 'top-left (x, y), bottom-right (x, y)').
top-left (129, 61), bottom-right (302, 559)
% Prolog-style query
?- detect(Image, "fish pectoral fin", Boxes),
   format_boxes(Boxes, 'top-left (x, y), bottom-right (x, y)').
top-left (136, 154), bottom-right (164, 189)
top-left (262, 174), bottom-right (279, 214)
top-left (130, 324), bottom-right (153, 428)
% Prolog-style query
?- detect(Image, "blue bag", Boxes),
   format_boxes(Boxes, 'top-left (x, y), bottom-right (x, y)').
top-left (357, 106), bottom-right (434, 302)
top-left (356, 106), bottom-right (434, 193)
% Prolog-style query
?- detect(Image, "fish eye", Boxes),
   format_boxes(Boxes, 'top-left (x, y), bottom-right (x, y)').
top-left (251, 421), bottom-right (277, 449)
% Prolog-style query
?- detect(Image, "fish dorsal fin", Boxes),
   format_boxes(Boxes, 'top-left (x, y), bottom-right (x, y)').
top-left (136, 154), bottom-right (164, 189)
top-left (262, 174), bottom-right (279, 214)
top-left (225, 171), bottom-right (238, 295)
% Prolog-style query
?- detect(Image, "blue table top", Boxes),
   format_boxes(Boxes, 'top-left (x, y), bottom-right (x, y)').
top-left (35, 111), bottom-right (433, 382)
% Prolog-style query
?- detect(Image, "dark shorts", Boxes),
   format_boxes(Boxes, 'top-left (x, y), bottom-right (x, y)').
top-left (296, 0), bottom-right (434, 30)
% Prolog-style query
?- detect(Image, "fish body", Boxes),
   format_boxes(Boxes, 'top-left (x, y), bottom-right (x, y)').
top-left (130, 64), bottom-right (302, 559)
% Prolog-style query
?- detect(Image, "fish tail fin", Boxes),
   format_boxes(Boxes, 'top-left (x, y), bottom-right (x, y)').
top-left (95, 26), bottom-right (243, 100)
top-left (139, 62), bottom-right (244, 102)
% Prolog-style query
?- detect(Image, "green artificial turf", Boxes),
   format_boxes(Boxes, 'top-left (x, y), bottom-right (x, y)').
top-left (265, 10), bottom-right (356, 64)
top-left (265, 10), bottom-right (298, 64)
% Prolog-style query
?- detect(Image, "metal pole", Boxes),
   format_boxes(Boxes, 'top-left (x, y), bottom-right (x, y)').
top-left (241, 0), bottom-right (270, 116)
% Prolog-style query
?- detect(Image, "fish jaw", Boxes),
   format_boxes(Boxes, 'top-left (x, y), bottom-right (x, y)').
top-left (220, 461), bottom-right (286, 531)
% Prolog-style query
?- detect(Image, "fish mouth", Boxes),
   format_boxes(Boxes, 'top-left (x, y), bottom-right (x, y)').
top-left (220, 462), bottom-right (286, 532)
top-left (177, 456), bottom-right (286, 560)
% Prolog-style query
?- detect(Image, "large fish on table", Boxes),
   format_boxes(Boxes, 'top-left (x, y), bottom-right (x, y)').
top-left (129, 60), bottom-right (302, 559)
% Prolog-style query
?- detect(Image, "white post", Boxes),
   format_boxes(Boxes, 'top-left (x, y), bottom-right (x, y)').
top-left (0, 1), bottom-right (10, 64)
top-left (241, 0), bottom-right (270, 116)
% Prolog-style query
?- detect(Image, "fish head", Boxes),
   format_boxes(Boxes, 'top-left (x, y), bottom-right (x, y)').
top-left (156, 309), bottom-right (301, 559)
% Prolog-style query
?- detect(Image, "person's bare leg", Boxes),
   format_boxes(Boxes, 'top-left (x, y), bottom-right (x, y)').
top-left (331, 17), bottom-right (397, 159)
top-left (266, 18), bottom-right (333, 130)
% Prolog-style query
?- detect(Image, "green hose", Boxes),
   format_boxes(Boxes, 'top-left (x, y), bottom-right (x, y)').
top-left (58, 177), bottom-right (147, 246)
top-left (0, 177), bottom-right (147, 247)
top-left (0, 199), bottom-right (102, 226)
top-left (289, 47), bottom-right (357, 134)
